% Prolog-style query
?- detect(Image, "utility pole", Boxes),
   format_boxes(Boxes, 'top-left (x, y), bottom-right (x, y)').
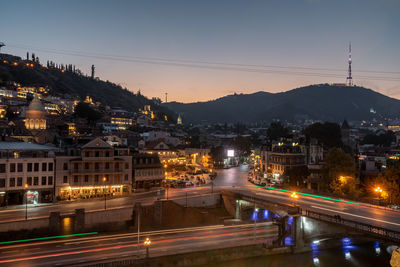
top-left (253, 199), bottom-right (257, 240)
top-left (136, 203), bottom-right (141, 249)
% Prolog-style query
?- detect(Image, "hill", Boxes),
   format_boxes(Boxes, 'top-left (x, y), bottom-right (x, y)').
top-left (0, 53), bottom-right (172, 117)
top-left (164, 84), bottom-right (400, 123)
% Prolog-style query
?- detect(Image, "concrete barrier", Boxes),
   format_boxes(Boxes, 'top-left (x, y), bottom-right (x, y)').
top-left (85, 207), bottom-right (133, 226)
top-left (172, 193), bottom-right (221, 208)
top-left (0, 217), bottom-right (48, 232)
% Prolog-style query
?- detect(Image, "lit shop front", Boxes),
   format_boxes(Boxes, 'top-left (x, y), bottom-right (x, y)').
top-left (26, 190), bottom-right (39, 204)
top-left (59, 185), bottom-right (129, 199)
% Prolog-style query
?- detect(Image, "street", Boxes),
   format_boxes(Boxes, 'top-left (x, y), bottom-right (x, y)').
top-left (0, 166), bottom-right (250, 222)
top-left (213, 165), bottom-right (250, 187)
top-left (238, 185), bottom-right (400, 232)
top-left (0, 222), bottom-right (277, 266)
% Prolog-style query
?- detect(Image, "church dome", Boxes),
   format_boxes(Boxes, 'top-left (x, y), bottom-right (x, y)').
top-left (28, 95), bottom-right (45, 111)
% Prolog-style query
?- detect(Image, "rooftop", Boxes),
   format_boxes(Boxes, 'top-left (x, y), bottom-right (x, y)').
top-left (0, 142), bottom-right (57, 151)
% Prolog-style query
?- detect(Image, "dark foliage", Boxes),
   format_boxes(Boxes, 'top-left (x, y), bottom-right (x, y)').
top-left (361, 131), bottom-right (395, 146)
top-left (304, 122), bottom-right (343, 149)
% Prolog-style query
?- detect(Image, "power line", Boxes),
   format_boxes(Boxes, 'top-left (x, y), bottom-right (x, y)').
top-left (8, 43), bottom-right (400, 74)
top-left (6, 43), bottom-right (400, 81)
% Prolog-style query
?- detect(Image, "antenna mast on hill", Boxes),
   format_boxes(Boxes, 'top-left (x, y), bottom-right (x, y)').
top-left (346, 42), bottom-right (353, 86)
top-left (165, 92), bottom-right (168, 103)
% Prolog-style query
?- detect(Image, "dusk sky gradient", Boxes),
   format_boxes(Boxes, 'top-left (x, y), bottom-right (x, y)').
top-left (2, 0), bottom-right (400, 102)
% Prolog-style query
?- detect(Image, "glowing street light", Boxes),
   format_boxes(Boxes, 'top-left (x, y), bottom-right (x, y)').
top-left (103, 177), bottom-right (107, 210)
top-left (290, 192), bottom-right (299, 207)
top-left (144, 237), bottom-right (151, 258)
top-left (374, 186), bottom-right (383, 193)
top-left (25, 184), bottom-right (29, 220)
top-left (374, 186), bottom-right (384, 205)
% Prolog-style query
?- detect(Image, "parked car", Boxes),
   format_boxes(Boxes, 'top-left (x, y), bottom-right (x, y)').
top-left (186, 181), bottom-right (194, 187)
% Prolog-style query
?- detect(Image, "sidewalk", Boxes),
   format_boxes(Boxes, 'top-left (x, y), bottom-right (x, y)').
top-left (0, 189), bottom-right (164, 210)
top-left (0, 202), bottom-right (56, 211)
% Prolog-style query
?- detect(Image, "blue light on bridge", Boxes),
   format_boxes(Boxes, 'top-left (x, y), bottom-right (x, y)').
top-left (252, 211), bottom-right (257, 221)
top-left (374, 241), bottom-right (381, 255)
top-left (263, 210), bottom-right (269, 220)
top-left (311, 242), bottom-right (319, 251)
top-left (287, 216), bottom-right (293, 226)
top-left (342, 238), bottom-right (355, 250)
top-left (342, 237), bottom-right (351, 245)
top-left (284, 237), bottom-right (294, 246)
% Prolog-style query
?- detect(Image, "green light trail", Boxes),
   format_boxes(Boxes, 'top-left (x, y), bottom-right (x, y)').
top-left (245, 184), bottom-right (360, 205)
top-left (0, 232), bottom-right (98, 245)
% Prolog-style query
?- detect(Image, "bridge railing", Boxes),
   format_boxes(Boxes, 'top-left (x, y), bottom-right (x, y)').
top-left (304, 209), bottom-right (400, 243)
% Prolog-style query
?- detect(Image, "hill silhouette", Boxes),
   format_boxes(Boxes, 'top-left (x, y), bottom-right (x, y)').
top-left (0, 53), bottom-right (171, 116)
top-left (164, 84), bottom-right (400, 123)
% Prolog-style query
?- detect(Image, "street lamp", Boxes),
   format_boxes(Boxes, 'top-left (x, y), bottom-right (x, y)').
top-left (103, 177), bottom-right (107, 210)
top-left (144, 237), bottom-right (151, 258)
top-left (25, 184), bottom-right (28, 220)
top-left (374, 186), bottom-right (383, 205)
top-left (290, 192), bottom-right (299, 199)
top-left (339, 176), bottom-right (347, 183)
top-left (290, 192), bottom-right (299, 206)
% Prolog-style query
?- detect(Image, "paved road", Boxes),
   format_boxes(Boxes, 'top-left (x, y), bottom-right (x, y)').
top-left (213, 165), bottom-right (250, 187)
top-left (0, 222), bottom-right (277, 266)
top-left (236, 185), bottom-right (400, 233)
top-left (0, 166), bottom-right (250, 222)
top-left (0, 188), bottom-right (211, 222)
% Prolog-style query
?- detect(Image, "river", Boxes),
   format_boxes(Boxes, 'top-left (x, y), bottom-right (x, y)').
top-left (198, 240), bottom-right (392, 267)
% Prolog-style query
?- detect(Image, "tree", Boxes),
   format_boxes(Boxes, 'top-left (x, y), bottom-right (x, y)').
top-left (368, 165), bottom-right (400, 204)
top-left (232, 135), bottom-right (251, 158)
top-left (74, 101), bottom-right (102, 123)
top-left (361, 131), bottom-right (395, 147)
top-left (322, 148), bottom-right (356, 192)
top-left (284, 166), bottom-right (309, 187)
top-left (330, 176), bottom-right (361, 199)
top-left (267, 122), bottom-right (289, 141)
top-left (304, 122), bottom-right (342, 149)
top-left (210, 146), bottom-right (225, 167)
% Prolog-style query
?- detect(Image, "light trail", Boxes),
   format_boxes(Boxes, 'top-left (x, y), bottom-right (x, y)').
top-left (0, 228), bottom-right (276, 264)
top-left (0, 232), bottom-right (98, 246)
top-left (0, 222), bottom-right (273, 250)
top-left (245, 185), bottom-right (360, 205)
top-left (310, 206), bottom-right (400, 227)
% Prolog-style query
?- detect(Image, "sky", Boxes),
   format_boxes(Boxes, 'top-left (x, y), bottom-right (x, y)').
top-left (1, 0), bottom-right (400, 103)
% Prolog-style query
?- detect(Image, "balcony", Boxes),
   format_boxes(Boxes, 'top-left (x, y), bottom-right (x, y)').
top-left (70, 168), bottom-right (124, 175)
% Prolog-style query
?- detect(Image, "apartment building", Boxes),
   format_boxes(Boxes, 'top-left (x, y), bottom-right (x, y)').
top-left (55, 137), bottom-right (132, 199)
top-left (133, 153), bottom-right (164, 191)
top-left (0, 142), bottom-right (57, 205)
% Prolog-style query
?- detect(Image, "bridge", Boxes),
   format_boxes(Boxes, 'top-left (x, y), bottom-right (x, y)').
top-left (222, 187), bottom-right (400, 252)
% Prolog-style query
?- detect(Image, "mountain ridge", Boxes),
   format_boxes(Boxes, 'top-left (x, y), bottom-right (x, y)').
top-left (164, 84), bottom-right (400, 123)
